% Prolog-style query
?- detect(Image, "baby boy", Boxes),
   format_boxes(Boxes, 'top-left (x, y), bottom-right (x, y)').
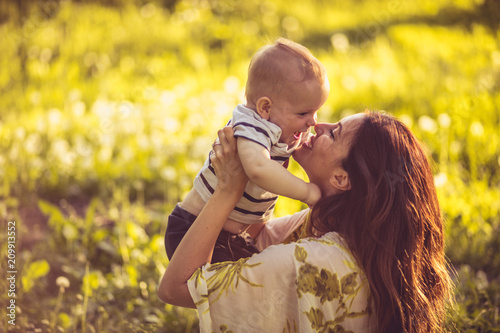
top-left (165, 38), bottom-right (330, 263)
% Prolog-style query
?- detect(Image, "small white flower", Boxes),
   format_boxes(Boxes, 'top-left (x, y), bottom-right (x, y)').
top-left (56, 276), bottom-right (70, 289)
top-left (161, 166), bottom-right (177, 181)
top-left (72, 101), bottom-right (86, 117)
top-left (25, 133), bottom-right (41, 154)
top-left (470, 121), bottom-right (484, 137)
top-left (331, 33), bottom-right (349, 53)
top-left (438, 113), bottom-right (451, 128)
top-left (48, 108), bottom-right (62, 125)
top-left (342, 76), bottom-right (356, 91)
top-left (224, 76), bottom-right (240, 94)
top-left (15, 127), bottom-right (25, 140)
top-left (418, 115), bottom-right (438, 133)
top-left (160, 90), bottom-right (176, 107)
top-left (434, 172), bottom-right (448, 188)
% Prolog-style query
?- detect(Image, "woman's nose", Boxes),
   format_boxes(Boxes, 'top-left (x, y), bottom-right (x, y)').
top-left (314, 123), bottom-right (337, 136)
top-left (314, 123), bottom-right (327, 135)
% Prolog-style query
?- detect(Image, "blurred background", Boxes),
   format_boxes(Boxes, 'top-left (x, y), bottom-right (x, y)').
top-left (0, 0), bottom-right (499, 331)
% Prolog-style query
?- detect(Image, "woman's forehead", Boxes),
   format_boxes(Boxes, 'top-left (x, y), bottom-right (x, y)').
top-left (342, 113), bottom-right (365, 124)
top-left (339, 113), bottom-right (365, 131)
top-left (338, 113), bottom-right (365, 143)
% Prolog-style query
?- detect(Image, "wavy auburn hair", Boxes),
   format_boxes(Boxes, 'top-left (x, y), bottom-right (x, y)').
top-left (310, 111), bottom-right (452, 332)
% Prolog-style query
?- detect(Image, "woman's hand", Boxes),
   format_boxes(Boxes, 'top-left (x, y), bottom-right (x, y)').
top-left (211, 126), bottom-right (249, 195)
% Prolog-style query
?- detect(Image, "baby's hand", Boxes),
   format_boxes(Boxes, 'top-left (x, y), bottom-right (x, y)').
top-left (303, 182), bottom-right (321, 207)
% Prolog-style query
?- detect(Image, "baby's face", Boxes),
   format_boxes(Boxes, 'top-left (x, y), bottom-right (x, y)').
top-left (269, 78), bottom-right (329, 147)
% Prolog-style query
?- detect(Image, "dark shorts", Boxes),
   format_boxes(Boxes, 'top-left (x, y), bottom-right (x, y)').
top-left (164, 205), bottom-right (260, 264)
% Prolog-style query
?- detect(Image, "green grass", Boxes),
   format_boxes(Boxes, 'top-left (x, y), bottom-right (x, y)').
top-left (1, 0), bottom-right (499, 331)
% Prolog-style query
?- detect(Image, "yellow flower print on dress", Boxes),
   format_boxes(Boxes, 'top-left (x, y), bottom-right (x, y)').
top-left (294, 245), bottom-right (371, 332)
top-left (295, 245), bottom-right (341, 304)
top-left (282, 319), bottom-right (298, 333)
top-left (192, 257), bottom-right (263, 308)
top-left (188, 233), bottom-right (375, 332)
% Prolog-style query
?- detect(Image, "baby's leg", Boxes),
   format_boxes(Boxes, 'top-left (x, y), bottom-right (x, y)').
top-left (165, 188), bottom-right (205, 259)
top-left (164, 205), bottom-right (197, 260)
top-left (212, 229), bottom-right (260, 263)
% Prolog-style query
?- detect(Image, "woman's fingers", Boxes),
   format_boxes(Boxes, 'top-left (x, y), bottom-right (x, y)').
top-left (210, 130), bottom-right (229, 172)
top-left (222, 126), bottom-right (236, 146)
top-left (210, 144), bottom-right (222, 167)
top-left (217, 126), bottom-right (236, 154)
top-left (211, 126), bottom-right (248, 191)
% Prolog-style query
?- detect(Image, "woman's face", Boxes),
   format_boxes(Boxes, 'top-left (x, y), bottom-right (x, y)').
top-left (292, 113), bottom-right (366, 195)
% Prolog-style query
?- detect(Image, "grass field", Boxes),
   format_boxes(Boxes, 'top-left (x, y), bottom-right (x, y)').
top-left (1, 0), bottom-right (499, 331)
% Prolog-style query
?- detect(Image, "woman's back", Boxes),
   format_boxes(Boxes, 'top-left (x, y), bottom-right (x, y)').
top-left (188, 232), bottom-right (377, 332)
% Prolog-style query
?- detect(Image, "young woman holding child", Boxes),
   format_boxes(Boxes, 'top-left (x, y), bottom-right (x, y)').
top-left (158, 110), bottom-right (453, 332)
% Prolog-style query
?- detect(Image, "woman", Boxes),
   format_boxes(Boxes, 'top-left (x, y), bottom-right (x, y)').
top-left (158, 111), bottom-right (452, 332)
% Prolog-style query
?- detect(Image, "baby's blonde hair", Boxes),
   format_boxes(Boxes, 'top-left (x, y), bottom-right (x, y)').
top-left (245, 38), bottom-right (326, 106)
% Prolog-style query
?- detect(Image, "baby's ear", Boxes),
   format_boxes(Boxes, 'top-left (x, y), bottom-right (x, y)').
top-left (255, 97), bottom-right (272, 120)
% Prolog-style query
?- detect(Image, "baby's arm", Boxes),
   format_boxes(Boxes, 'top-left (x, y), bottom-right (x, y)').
top-left (237, 137), bottom-right (321, 206)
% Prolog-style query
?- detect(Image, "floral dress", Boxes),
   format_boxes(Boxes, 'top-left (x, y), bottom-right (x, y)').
top-left (188, 231), bottom-right (377, 332)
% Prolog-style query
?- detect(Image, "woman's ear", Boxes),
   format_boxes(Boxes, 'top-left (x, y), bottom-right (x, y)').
top-left (329, 167), bottom-right (351, 192)
top-left (255, 97), bottom-right (272, 120)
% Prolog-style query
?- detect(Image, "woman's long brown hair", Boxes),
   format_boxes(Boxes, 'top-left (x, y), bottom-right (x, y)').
top-left (310, 111), bottom-right (452, 332)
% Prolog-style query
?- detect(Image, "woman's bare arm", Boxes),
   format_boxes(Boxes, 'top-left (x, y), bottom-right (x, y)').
top-left (157, 127), bottom-right (248, 307)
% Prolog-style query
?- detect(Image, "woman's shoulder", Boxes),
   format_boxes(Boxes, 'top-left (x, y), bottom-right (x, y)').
top-left (190, 232), bottom-right (374, 332)
top-left (258, 231), bottom-right (360, 273)
top-left (290, 231), bottom-right (349, 252)
top-left (287, 232), bottom-right (362, 274)
top-left (255, 209), bottom-right (311, 250)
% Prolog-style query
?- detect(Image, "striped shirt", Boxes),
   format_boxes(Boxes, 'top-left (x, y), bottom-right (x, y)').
top-left (193, 104), bottom-right (300, 224)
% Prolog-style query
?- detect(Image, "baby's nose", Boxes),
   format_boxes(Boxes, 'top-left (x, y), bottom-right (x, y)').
top-left (307, 114), bottom-right (318, 127)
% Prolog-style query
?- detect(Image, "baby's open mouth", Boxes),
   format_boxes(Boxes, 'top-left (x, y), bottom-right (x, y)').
top-left (296, 131), bottom-right (314, 149)
top-left (302, 133), bottom-right (315, 150)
